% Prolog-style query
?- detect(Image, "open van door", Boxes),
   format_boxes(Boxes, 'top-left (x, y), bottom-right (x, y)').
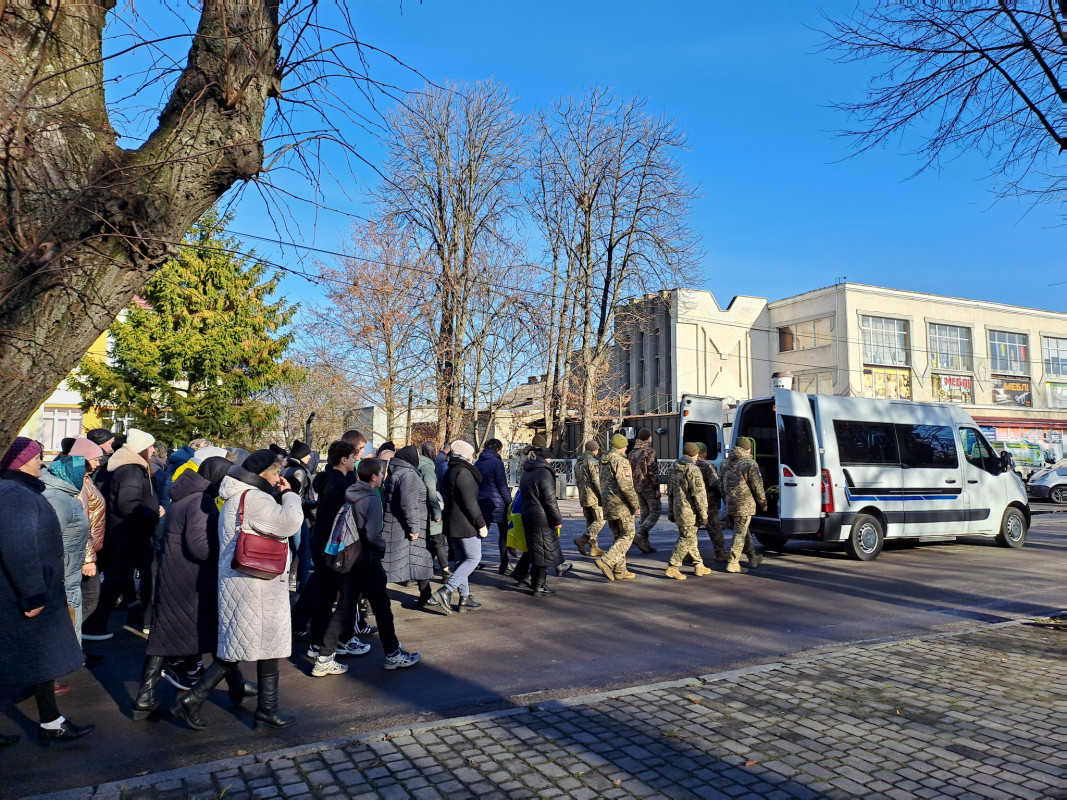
top-left (774, 389), bottom-right (822, 535)
top-left (679, 395), bottom-right (724, 464)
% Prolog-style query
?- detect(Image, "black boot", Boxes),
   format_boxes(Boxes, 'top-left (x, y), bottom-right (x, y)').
top-left (253, 663), bottom-right (295, 730)
top-left (457, 594), bottom-right (482, 613)
top-left (225, 664), bottom-right (258, 708)
top-left (171, 660), bottom-right (231, 730)
top-left (132, 656), bottom-right (166, 720)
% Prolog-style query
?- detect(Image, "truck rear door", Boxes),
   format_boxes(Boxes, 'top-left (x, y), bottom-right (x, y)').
top-left (774, 389), bottom-right (822, 535)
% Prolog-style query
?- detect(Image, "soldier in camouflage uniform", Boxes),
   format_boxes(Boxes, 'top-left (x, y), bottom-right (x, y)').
top-left (594, 434), bottom-right (640, 581)
top-left (665, 443), bottom-right (711, 580)
top-left (573, 441), bottom-right (605, 557)
top-left (695, 442), bottom-right (727, 562)
top-left (627, 429), bottom-right (659, 553)
top-left (718, 436), bottom-right (767, 573)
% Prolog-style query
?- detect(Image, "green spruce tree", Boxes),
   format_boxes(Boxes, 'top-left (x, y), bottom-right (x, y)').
top-left (72, 210), bottom-right (298, 445)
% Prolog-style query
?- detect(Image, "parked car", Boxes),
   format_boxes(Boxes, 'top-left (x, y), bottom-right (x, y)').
top-left (1027, 462), bottom-right (1067, 504)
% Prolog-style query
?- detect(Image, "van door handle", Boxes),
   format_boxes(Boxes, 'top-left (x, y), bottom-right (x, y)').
top-left (967, 479), bottom-right (979, 484)
top-left (783, 481), bottom-right (797, 487)
top-left (944, 479), bottom-right (957, 484)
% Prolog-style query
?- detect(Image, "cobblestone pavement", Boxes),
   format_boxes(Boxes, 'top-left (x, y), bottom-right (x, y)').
top-left (26, 621), bottom-right (1065, 800)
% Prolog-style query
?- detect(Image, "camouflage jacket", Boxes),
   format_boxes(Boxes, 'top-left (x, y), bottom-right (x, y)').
top-left (600, 450), bottom-right (639, 520)
top-left (627, 439), bottom-right (659, 494)
top-left (667, 456), bottom-right (708, 528)
top-left (575, 451), bottom-right (603, 508)
top-left (718, 450), bottom-right (766, 516)
top-left (696, 458), bottom-right (721, 508)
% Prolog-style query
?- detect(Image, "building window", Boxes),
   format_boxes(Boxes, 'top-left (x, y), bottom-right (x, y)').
top-left (795, 371), bottom-right (834, 396)
top-left (992, 377), bottom-right (1032, 407)
top-left (932, 373), bottom-right (974, 404)
top-left (1047, 382), bottom-right (1067, 409)
top-left (860, 316), bottom-right (909, 366)
top-left (1044, 336), bottom-right (1067, 377)
top-left (988, 330), bottom-right (1029, 375)
top-left (778, 317), bottom-right (831, 352)
top-left (862, 366), bottom-right (911, 400)
top-left (653, 356), bottom-right (660, 387)
top-left (929, 324), bottom-right (973, 371)
top-left (41, 407), bottom-right (83, 452)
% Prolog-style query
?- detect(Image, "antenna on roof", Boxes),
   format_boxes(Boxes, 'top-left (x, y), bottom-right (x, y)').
top-left (834, 276), bottom-right (847, 285)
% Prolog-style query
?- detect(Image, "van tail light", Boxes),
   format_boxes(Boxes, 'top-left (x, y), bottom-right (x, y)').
top-left (782, 465), bottom-right (795, 478)
top-left (821, 469), bottom-right (834, 513)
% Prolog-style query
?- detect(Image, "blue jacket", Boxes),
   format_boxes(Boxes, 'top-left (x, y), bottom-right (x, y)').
top-left (475, 448), bottom-right (511, 520)
top-left (159, 445), bottom-right (195, 509)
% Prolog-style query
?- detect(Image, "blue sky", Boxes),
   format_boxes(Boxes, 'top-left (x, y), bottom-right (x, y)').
top-left (117, 1), bottom-right (1064, 313)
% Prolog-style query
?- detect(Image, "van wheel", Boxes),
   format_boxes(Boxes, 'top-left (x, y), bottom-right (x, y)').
top-left (754, 532), bottom-right (788, 551)
top-left (845, 514), bottom-right (883, 561)
top-left (995, 507), bottom-right (1027, 548)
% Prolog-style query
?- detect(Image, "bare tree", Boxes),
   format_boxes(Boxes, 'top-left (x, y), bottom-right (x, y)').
top-left (530, 87), bottom-right (700, 444)
top-left (0, 1), bottom-right (407, 445)
top-left (258, 353), bottom-right (351, 453)
top-left (378, 80), bottom-right (527, 445)
top-left (819, 2), bottom-right (1065, 202)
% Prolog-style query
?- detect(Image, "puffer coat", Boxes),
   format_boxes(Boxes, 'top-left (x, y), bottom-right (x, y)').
top-left (442, 457), bottom-right (485, 539)
top-left (216, 468), bottom-right (303, 662)
top-left (0, 470), bottom-right (84, 686)
top-left (381, 458), bottom-right (433, 583)
top-left (475, 448), bottom-right (510, 523)
top-left (519, 456), bottom-right (564, 568)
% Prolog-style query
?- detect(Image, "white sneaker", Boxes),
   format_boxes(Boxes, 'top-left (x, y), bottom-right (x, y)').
top-left (311, 656), bottom-right (348, 677)
top-left (337, 637), bottom-right (371, 656)
top-left (306, 644), bottom-right (320, 659)
top-left (383, 647), bottom-right (420, 670)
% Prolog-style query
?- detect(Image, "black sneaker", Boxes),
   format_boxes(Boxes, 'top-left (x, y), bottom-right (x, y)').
top-left (354, 621), bottom-right (377, 636)
top-left (161, 661), bottom-right (191, 691)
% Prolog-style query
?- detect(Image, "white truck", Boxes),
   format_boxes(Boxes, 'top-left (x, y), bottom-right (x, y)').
top-left (678, 389), bottom-right (1030, 560)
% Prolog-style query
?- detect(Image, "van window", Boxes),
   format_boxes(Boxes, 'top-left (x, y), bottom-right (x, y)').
top-left (896, 424), bottom-right (958, 469)
top-left (959, 428), bottom-right (999, 474)
top-left (833, 420), bottom-right (899, 465)
top-left (778, 415), bottom-right (817, 476)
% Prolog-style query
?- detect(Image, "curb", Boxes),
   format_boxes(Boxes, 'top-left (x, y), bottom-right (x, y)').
top-left (22, 618), bottom-right (1031, 800)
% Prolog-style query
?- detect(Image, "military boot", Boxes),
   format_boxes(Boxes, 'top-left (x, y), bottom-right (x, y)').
top-left (614, 568), bottom-right (637, 580)
top-left (715, 550), bottom-right (729, 562)
top-left (572, 535), bottom-right (590, 557)
top-left (634, 535), bottom-right (656, 554)
top-left (693, 563), bottom-right (712, 577)
top-left (589, 542), bottom-right (606, 557)
top-left (725, 559), bottom-right (746, 574)
top-left (664, 566), bottom-right (687, 581)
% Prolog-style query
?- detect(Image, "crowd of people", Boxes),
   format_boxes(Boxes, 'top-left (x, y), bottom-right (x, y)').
top-left (0, 423), bottom-right (766, 748)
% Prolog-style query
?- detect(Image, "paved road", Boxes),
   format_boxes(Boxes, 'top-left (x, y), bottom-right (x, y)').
top-left (3, 514), bottom-right (1064, 798)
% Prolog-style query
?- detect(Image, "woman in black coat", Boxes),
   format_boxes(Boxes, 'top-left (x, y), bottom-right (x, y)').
top-left (129, 457), bottom-right (254, 719)
top-left (518, 446), bottom-right (566, 596)
top-left (436, 440), bottom-right (486, 614)
top-left (0, 437), bottom-right (94, 746)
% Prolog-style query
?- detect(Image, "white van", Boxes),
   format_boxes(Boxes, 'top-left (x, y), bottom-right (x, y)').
top-left (696, 389), bottom-right (1029, 560)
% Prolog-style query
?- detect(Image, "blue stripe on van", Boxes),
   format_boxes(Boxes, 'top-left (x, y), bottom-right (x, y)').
top-left (844, 488), bottom-right (961, 503)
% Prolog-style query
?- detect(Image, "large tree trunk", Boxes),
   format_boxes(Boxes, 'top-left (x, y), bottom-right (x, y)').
top-left (0, 0), bottom-right (280, 445)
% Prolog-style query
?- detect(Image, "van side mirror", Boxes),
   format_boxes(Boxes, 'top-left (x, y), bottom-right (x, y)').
top-left (1000, 452), bottom-right (1013, 473)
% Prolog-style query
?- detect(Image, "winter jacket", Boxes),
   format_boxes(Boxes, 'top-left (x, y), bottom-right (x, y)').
top-left (159, 446), bottom-right (195, 509)
top-left (719, 450), bottom-right (766, 516)
top-left (696, 458), bottom-right (722, 511)
top-left (434, 452), bottom-right (449, 483)
top-left (0, 470), bottom-right (84, 686)
top-left (601, 450), bottom-right (640, 520)
top-left (417, 455), bottom-right (444, 537)
top-left (381, 458), bottom-right (433, 583)
top-left (667, 456), bottom-right (708, 528)
top-left (40, 462), bottom-right (90, 606)
top-left (628, 439), bottom-right (659, 494)
top-left (519, 456), bottom-right (564, 567)
top-left (147, 470), bottom-right (221, 657)
top-left (441, 456), bottom-right (485, 540)
top-left (475, 449), bottom-right (510, 522)
top-left (345, 480), bottom-right (386, 562)
top-left (282, 456), bottom-right (316, 520)
top-left (216, 468), bottom-right (303, 662)
top-left (310, 467), bottom-right (351, 561)
top-left (104, 446), bottom-right (159, 544)
top-left (575, 450), bottom-right (603, 509)
top-left (82, 476), bottom-right (106, 565)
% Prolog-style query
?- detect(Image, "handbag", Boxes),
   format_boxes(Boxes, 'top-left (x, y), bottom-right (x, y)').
top-left (231, 490), bottom-right (289, 579)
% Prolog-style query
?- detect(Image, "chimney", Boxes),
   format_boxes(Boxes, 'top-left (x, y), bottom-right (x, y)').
top-left (528, 376), bottom-right (540, 384)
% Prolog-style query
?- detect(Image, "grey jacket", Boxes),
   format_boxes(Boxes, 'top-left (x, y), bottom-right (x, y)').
top-left (40, 469), bottom-right (89, 604)
top-left (417, 455), bottom-right (444, 537)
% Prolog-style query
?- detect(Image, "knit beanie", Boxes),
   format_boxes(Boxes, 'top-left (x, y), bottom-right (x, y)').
top-left (450, 440), bottom-right (475, 461)
top-left (695, 442), bottom-right (708, 455)
top-left (69, 438), bottom-right (105, 460)
top-left (86, 428), bottom-right (115, 447)
top-left (530, 434), bottom-right (548, 449)
top-left (0, 437), bottom-right (42, 471)
top-left (289, 440), bottom-right (312, 462)
top-left (124, 428), bottom-right (155, 455)
top-left (244, 449), bottom-right (281, 475)
top-left (683, 442), bottom-right (700, 457)
top-left (611, 434), bottom-right (629, 450)
top-left (736, 436), bottom-right (754, 453)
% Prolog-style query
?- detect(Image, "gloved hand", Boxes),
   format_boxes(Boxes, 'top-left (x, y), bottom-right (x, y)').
top-left (477, 526), bottom-right (489, 538)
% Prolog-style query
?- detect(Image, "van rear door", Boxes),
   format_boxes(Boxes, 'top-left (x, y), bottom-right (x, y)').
top-left (679, 395), bottom-right (724, 463)
top-left (774, 389), bottom-right (822, 535)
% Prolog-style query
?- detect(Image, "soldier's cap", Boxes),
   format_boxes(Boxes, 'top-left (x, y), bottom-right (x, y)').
top-left (584, 440), bottom-right (600, 453)
top-left (683, 442), bottom-right (700, 457)
top-left (695, 442), bottom-right (708, 455)
top-left (611, 433), bottom-right (629, 450)
top-left (736, 436), bottom-right (755, 452)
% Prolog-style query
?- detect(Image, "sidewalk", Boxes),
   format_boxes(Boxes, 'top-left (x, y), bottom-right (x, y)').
top-left (27, 621), bottom-right (1064, 800)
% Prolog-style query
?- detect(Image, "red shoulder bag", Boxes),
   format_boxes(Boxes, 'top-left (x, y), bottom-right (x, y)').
top-left (230, 490), bottom-right (289, 580)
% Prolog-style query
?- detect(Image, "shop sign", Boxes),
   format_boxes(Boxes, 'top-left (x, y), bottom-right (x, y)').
top-left (992, 376), bottom-right (1032, 407)
top-left (933, 373), bottom-right (973, 404)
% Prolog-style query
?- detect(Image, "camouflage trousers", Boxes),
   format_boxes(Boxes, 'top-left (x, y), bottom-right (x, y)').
top-left (601, 517), bottom-right (635, 571)
top-left (704, 511), bottom-right (726, 555)
top-left (580, 505), bottom-right (605, 546)
top-left (668, 522), bottom-right (703, 568)
top-left (636, 490), bottom-right (661, 536)
top-left (728, 515), bottom-right (757, 563)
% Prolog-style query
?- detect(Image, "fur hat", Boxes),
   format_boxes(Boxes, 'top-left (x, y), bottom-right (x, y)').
top-left (611, 433), bottom-right (629, 450)
top-left (69, 438), bottom-right (104, 460)
top-left (450, 440), bottom-right (475, 461)
top-left (124, 428), bottom-right (155, 455)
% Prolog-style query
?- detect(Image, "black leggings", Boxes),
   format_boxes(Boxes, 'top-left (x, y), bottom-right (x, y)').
top-left (31, 681), bottom-right (60, 724)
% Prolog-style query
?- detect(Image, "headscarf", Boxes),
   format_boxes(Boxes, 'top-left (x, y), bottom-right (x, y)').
top-left (420, 441), bottom-right (437, 460)
top-left (0, 437), bottom-right (42, 471)
top-left (198, 456), bottom-right (232, 496)
top-left (49, 455), bottom-right (86, 490)
top-left (394, 445), bottom-right (420, 468)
